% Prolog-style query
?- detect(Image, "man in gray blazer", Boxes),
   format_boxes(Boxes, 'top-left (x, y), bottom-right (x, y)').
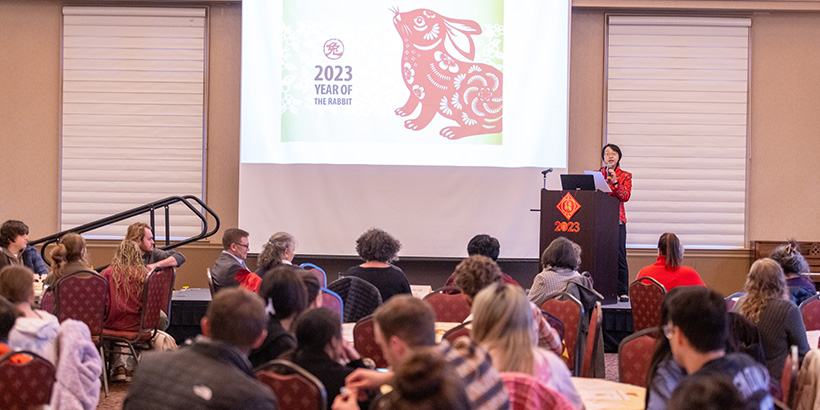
top-left (210, 228), bottom-right (250, 292)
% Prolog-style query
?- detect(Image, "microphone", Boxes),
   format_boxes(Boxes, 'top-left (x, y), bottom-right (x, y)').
top-left (541, 168), bottom-right (553, 176)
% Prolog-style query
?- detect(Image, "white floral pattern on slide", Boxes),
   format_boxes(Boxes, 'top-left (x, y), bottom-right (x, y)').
top-left (403, 62), bottom-right (415, 85)
top-left (412, 84), bottom-right (425, 100)
top-left (434, 51), bottom-right (459, 74)
top-left (423, 23), bottom-right (440, 41)
top-left (439, 96), bottom-right (452, 115)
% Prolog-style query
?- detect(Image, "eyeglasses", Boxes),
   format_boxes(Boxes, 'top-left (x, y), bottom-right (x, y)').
top-left (234, 243), bottom-right (250, 249)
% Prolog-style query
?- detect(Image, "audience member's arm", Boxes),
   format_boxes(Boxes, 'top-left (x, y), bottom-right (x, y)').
top-left (146, 249), bottom-right (186, 270)
top-left (332, 388), bottom-right (361, 410)
top-left (531, 302), bottom-right (562, 355)
top-left (345, 368), bottom-right (393, 390)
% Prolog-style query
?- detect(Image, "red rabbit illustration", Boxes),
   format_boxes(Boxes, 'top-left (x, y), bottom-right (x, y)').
top-left (392, 8), bottom-right (502, 140)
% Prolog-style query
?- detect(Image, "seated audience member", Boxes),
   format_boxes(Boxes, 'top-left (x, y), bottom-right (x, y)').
top-left (255, 232), bottom-right (298, 278)
top-left (645, 289), bottom-right (687, 410)
top-left (125, 222), bottom-right (186, 270)
top-left (0, 265), bottom-right (59, 363)
top-left (334, 347), bottom-right (469, 410)
top-left (0, 295), bottom-right (18, 356)
top-left (666, 287), bottom-right (774, 409)
top-left (443, 234), bottom-right (521, 289)
top-left (770, 240), bottom-right (816, 305)
top-left (249, 266), bottom-right (309, 367)
top-left (456, 255), bottom-right (562, 355)
top-left (344, 228), bottom-right (410, 302)
top-left (44, 232), bottom-right (94, 286)
top-left (289, 308), bottom-right (370, 410)
top-left (210, 228), bottom-right (253, 292)
top-left (666, 373), bottom-right (747, 410)
top-left (102, 239), bottom-right (150, 381)
top-left (528, 236), bottom-right (591, 307)
top-left (471, 284), bottom-right (582, 409)
top-left (0, 220), bottom-right (28, 269)
top-left (124, 288), bottom-right (277, 410)
top-left (733, 258), bottom-right (809, 382)
top-left (637, 233), bottom-right (705, 290)
top-left (22, 244), bottom-right (48, 279)
top-left (300, 271), bottom-right (322, 309)
top-left (344, 295), bottom-right (510, 410)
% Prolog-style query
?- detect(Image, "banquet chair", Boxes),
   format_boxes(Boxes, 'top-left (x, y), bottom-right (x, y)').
top-left (542, 311), bottom-right (565, 342)
top-left (581, 301), bottom-right (603, 378)
top-left (629, 277), bottom-right (667, 333)
top-left (206, 268), bottom-right (216, 297)
top-left (725, 291), bottom-right (746, 311)
top-left (52, 270), bottom-right (109, 394)
top-left (541, 292), bottom-right (585, 376)
top-left (102, 267), bottom-right (175, 367)
top-left (442, 321), bottom-right (472, 344)
top-left (255, 359), bottom-right (327, 410)
top-left (618, 327), bottom-right (660, 387)
top-left (39, 289), bottom-right (55, 314)
top-left (320, 287), bottom-right (344, 321)
top-left (352, 315), bottom-right (388, 368)
top-left (423, 288), bottom-right (471, 322)
top-left (799, 294), bottom-right (820, 331)
top-left (0, 351), bottom-right (56, 410)
top-left (327, 277), bottom-right (383, 323)
top-left (500, 372), bottom-right (575, 410)
top-left (300, 263), bottom-right (328, 288)
top-left (781, 345), bottom-right (799, 407)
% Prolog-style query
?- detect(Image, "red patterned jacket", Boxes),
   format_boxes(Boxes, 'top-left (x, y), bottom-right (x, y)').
top-left (600, 165), bottom-right (632, 223)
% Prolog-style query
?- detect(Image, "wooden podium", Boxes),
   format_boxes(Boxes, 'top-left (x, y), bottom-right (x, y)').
top-left (540, 189), bottom-right (620, 304)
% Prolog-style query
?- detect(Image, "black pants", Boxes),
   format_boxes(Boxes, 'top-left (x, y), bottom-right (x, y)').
top-left (618, 223), bottom-right (629, 295)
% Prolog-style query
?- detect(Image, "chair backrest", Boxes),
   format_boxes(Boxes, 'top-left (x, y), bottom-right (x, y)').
top-left (431, 285), bottom-right (462, 295)
top-left (542, 311), bottom-right (565, 342)
top-left (320, 287), bottom-right (344, 321)
top-left (53, 271), bottom-right (109, 340)
top-left (39, 289), bottom-right (55, 314)
top-left (255, 359), bottom-right (327, 410)
top-left (0, 351), bottom-right (56, 410)
top-left (300, 263), bottom-right (327, 288)
top-left (618, 327), bottom-right (660, 387)
top-left (206, 268), bottom-right (216, 296)
top-left (799, 293), bottom-right (820, 331)
top-left (581, 301), bottom-right (602, 378)
top-left (541, 292), bottom-right (584, 375)
top-left (423, 292), bottom-right (471, 322)
top-left (725, 291), bottom-right (746, 311)
top-left (442, 321), bottom-right (472, 344)
top-left (500, 372), bottom-right (576, 410)
top-left (629, 277), bottom-right (667, 332)
top-left (352, 315), bottom-right (388, 368)
top-left (782, 345), bottom-right (799, 407)
top-left (137, 267), bottom-right (175, 339)
top-left (327, 277), bottom-right (383, 323)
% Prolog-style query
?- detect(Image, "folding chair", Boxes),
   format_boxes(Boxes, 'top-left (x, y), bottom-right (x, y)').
top-left (255, 359), bottom-right (327, 410)
top-left (0, 351), bottom-right (56, 410)
top-left (423, 287), bottom-right (471, 322)
top-left (541, 292), bottom-right (584, 376)
top-left (629, 277), bottom-right (667, 332)
top-left (618, 327), bottom-right (661, 387)
top-left (352, 315), bottom-right (388, 368)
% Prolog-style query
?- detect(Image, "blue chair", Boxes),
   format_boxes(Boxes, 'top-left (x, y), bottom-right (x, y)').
top-left (320, 287), bottom-right (344, 322)
top-left (300, 263), bottom-right (327, 288)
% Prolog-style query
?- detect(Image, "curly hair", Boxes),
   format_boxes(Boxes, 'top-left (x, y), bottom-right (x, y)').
top-left (453, 255), bottom-right (502, 300)
top-left (257, 232), bottom-right (295, 272)
top-left (739, 258), bottom-right (787, 324)
top-left (125, 222), bottom-right (150, 243)
top-left (355, 228), bottom-right (401, 263)
top-left (109, 239), bottom-right (148, 311)
top-left (770, 240), bottom-right (810, 276)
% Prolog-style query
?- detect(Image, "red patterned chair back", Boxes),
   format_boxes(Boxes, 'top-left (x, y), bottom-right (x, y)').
top-left (39, 290), bottom-right (55, 314)
top-left (320, 288), bottom-right (344, 320)
top-left (0, 351), bottom-right (56, 410)
top-left (581, 301), bottom-right (602, 378)
top-left (629, 277), bottom-right (667, 332)
top-left (541, 293), bottom-right (584, 375)
top-left (500, 372), bottom-right (575, 410)
top-left (542, 311), bottom-right (565, 342)
top-left (53, 271), bottom-right (109, 341)
top-left (442, 321), bottom-right (472, 344)
top-left (781, 345), bottom-right (799, 406)
top-left (618, 327), bottom-right (660, 387)
top-left (300, 263), bottom-right (327, 288)
top-left (799, 294), bottom-right (820, 331)
top-left (255, 360), bottom-right (327, 410)
top-left (352, 315), bottom-right (388, 368)
top-left (423, 291), bottom-right (471, 322)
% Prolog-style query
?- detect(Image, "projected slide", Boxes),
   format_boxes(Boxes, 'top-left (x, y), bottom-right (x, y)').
top-left (241, 0), bottom-right (569, 168)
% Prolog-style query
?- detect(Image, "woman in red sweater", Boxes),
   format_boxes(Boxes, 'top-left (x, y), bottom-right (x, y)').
top-left (637, 233), bottom-right (705, 290)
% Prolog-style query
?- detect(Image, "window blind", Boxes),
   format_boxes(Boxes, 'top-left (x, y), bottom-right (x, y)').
top-left (606, 16), bottom-right (750, 249)
top-left (61, 6), bottom-right (207, 240)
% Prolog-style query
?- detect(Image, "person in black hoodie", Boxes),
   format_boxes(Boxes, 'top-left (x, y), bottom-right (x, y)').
top-left (289, 308), bottom-right (370, 410)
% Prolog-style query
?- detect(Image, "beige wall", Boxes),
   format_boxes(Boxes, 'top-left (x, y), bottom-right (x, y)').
top-left (2, 1), bottom-right (818, 292)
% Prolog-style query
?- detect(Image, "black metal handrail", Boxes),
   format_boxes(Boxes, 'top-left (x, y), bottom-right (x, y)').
top-left (30, 195), bottom-right (220, 265)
